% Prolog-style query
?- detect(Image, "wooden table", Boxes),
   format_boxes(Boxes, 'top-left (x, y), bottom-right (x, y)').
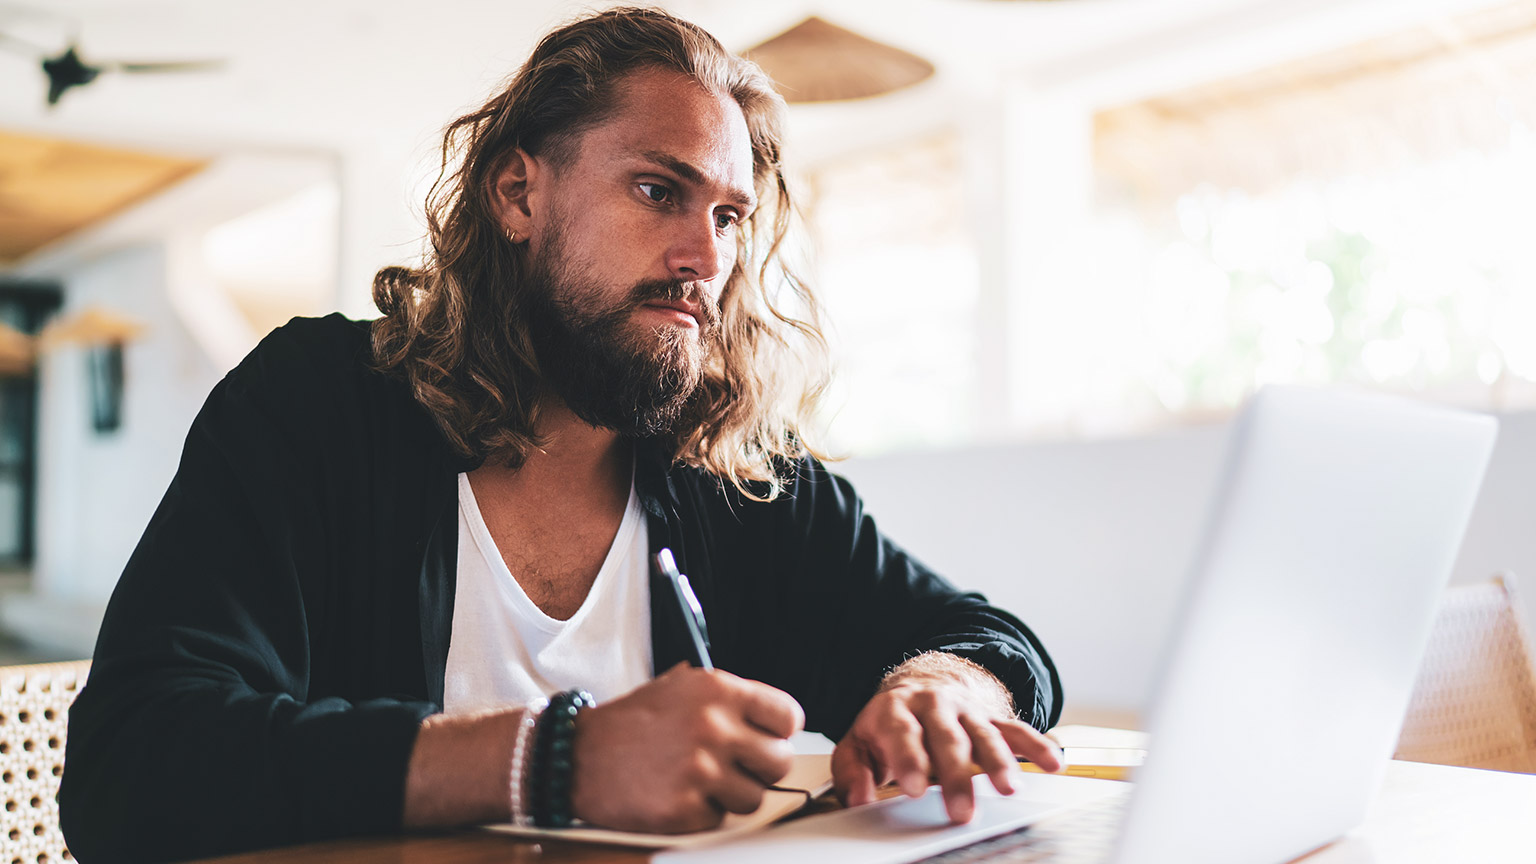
top-left (197, 759), bottom-right (1536, 864)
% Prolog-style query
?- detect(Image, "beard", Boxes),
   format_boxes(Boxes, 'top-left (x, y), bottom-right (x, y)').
top-left (522, 231), bottom-right (723, 438)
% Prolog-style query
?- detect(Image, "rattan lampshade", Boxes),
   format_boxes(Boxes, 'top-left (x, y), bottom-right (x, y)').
top-left (744, 16), bottom-right (935, 103)
top-left (0, 322), bottom-right (33, 376)
top-left (37, 305), bottom-right (146, 349)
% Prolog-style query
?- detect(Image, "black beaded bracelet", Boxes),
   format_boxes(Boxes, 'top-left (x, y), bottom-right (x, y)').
top-left (530, 688), bottom-right (595, 828)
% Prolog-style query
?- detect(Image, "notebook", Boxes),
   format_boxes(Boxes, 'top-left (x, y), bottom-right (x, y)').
top-left (655, 386), bottom-right (1498, 864)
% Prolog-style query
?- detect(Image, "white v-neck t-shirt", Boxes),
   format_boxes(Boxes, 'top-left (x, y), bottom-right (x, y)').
top-left (443, 472), bottom-right (654, 713)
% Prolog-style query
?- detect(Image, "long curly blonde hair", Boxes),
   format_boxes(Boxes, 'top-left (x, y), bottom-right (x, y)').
top-left (372, 7), bottom-right (828, 500)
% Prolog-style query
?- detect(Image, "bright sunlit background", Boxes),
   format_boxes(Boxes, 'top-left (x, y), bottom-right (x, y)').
top-left (810, 0), bottom-right (1536, 454)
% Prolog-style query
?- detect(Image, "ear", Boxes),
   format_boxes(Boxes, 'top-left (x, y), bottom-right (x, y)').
top-left (491, 148), bottom-right (541, 243)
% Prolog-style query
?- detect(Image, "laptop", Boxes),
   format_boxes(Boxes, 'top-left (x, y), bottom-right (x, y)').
top-left (656, 385), bottom-right (1498, 864)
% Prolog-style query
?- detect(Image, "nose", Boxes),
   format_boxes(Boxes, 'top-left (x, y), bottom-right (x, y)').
top-left (664, 214), bottom-right (730, 285)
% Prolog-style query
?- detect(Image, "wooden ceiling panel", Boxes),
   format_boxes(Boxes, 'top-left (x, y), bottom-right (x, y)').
top-left (0, 130), bottom-right (206, 262)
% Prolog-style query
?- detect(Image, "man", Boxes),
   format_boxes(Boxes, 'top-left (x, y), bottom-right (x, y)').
top-left (60, 7), bottom-right (1063, 862)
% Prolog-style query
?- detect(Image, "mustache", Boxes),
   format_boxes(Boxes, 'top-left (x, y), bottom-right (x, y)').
top-left (629, 279), bottom-right (722, 331)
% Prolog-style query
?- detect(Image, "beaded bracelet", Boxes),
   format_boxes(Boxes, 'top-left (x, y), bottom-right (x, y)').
top-left (530, 688), bottom-right (596, 828)
top-left (508, 696), bottom-right (547, 828)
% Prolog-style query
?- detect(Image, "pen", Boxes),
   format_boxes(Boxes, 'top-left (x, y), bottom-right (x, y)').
top-left (654, 548), bottom-right (713, 670)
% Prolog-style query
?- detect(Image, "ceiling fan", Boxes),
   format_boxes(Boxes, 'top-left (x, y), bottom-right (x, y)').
top-left (0, 11), bottom-right (222, 107)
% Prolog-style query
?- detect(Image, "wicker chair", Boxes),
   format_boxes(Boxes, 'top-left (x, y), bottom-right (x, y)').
top-left (1394, 574), bottom-right (1536, 774)
top-left (0, 660), bottom-right (90, 864)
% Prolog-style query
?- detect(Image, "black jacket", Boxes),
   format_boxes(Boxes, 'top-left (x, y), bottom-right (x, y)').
top-left (60, 314), bottom-right (1061, 863)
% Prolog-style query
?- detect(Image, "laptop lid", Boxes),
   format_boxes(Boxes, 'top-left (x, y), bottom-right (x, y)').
top-left (1112, 386), bottom-right (1497, 864)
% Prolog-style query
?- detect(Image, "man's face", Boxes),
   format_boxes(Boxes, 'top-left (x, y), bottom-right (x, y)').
top-left (521, 67), bottom-right (757, 436)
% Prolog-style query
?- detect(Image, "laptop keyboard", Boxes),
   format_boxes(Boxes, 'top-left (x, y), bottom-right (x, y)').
top-left (915, 793), bottom-right (1127, 864)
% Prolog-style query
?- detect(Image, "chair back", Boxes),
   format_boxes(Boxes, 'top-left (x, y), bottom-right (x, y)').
top-left (1395, 574), bottom-right (1536, 773)
top-left (0, 660), bottom-right (91, 864)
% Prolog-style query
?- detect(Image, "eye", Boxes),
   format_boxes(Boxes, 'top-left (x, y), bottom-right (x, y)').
top-left (715, 210), bottom-right (740, 232)
top-left (638, 182), bottom-right (672, 204)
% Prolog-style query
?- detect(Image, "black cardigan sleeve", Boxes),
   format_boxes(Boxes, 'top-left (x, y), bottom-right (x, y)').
top-left (712, 457), bottom-right (1063, 741)
top-left (59, 321), bottom-right (438, 863)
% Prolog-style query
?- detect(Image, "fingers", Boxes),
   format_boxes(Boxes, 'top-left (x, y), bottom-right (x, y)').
top-left (737, 680), bottom-right (805, 739)
top-left (668, 669), bottom-right (803, 818)
top-left (874, 703), bottom-right (933, 798)
top-left (834, 693), bottom-right (931, 801)
top-left (960, 714), bottom-right (1018, 796)
top-left (710, 762), bottom-right (772, 815)
top-left (733, 733), bottom-right (795, 787)
top-left (916, 704), bottom-right (976, 823)
top-left (656, 750), bottom-right (749, 831)
top-left (663, 665), bottom-right (804, 743)
top-left (996, 718), bottom-right (1065, 773)
top-left (833, 685), bottom-right (1064, 827)
top-left (655, 793), bottom-right (725, 834)
top-left (831, 737), bottom-right (880, 807)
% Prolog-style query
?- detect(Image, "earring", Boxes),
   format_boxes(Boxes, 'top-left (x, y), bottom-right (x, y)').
top-left (507, 228), bottom-right (519, 243)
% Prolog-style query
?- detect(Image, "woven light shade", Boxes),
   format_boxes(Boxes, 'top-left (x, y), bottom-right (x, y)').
top-left (744, 16), bottom-right (935, 103)
top-left (0, 322), bottom-right (34, 376)
top-left (37, 305), bottom-right (146, 350)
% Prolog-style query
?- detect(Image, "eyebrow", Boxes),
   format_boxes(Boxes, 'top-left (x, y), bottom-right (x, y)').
top-left (636, 150), bottom-right (757, 212)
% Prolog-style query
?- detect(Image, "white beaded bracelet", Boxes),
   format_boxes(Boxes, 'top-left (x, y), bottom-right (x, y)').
top-left (509, 697), bottom-right (548, 827)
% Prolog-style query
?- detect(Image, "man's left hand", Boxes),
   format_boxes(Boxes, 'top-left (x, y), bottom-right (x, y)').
top-left (831, 653), bottom-right (1064, 823)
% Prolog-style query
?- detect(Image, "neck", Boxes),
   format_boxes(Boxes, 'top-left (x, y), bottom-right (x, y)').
top-left (467, 398), bottom-right (633, 506)
top-left (527, 400), bottom-right (627, 476)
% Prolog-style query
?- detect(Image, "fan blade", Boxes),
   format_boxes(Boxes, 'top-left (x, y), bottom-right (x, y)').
top-left (99, 59), bottom-right (224, 74)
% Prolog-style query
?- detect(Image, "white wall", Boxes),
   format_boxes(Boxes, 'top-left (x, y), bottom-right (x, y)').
top-left (836, 424), bottom-right (1226, 719)
top-left (836, 409), bottom-right (1536, 722)
top-left (3, 244), bottom-right (224, 654)
top-left (1453, 411), bottom-right (1536, 601)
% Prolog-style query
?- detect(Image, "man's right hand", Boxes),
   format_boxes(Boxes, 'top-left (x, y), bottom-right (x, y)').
top-left (570, 663), bottom-right (804, 833)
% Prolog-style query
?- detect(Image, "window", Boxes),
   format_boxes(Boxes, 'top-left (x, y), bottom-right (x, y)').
top-left (1090, 1), bottom-right (1536, 426)
top-left (805, 132), bottom-right (983, 454)
top-left (0, 283), bottom-right (62, 567)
